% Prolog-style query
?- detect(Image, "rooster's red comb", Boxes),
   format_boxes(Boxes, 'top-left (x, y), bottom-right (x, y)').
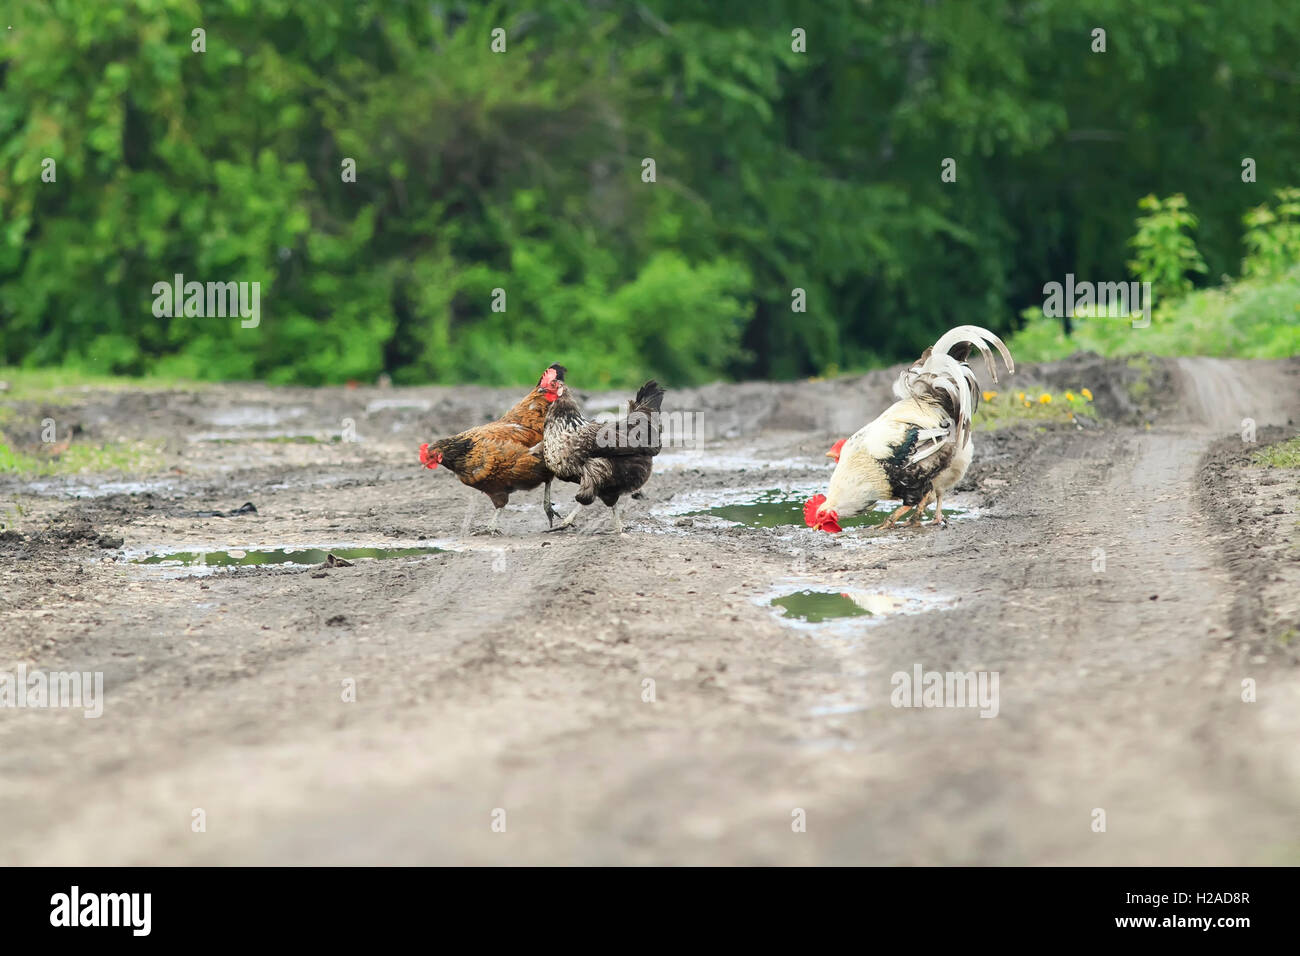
top-left (803, 494), bottom-right (842, 533)
top-left (803, 494), bottom-right (826, 526)
top-left (827, 439), bottom-right (847, 462)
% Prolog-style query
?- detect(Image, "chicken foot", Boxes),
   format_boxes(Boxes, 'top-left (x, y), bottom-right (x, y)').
top-left (905, 489), bottom-right (949, 527)
top-left (907, 491), bottom-right (934, 527)
top-left (548, 506), bottom-right (582, 531)
top-left (472, 508), bottom-right (503, 536)
top-left (880, 503), bottom-right (914, 529)
top-left (541, 480), bottom-right (560, 527)
top-left (930, 488), bottom-right (948, 526)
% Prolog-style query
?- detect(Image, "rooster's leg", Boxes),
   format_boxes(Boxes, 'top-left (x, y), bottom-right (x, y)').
top-left (880, 503), bottom-right (912, 529)
top-left (908, 492), bottom-right (933, 527)
top-left (930, 489), bottom-right (947, 527)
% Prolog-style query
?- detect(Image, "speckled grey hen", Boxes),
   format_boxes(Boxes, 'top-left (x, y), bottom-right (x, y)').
top-left (538, 378), bottom-right (666, 533)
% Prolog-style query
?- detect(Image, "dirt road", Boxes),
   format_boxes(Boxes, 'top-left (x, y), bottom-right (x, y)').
top-left (1, 354), bottom-right (1297, 864)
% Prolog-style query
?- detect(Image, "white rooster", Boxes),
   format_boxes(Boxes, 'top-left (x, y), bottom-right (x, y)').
top-left (804, 325), bottom-right (1013, 533)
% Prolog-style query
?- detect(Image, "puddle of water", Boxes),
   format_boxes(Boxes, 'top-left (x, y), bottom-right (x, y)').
top-left (365, 397), bottom-right (432, 414)
top-left (19, 478), bottom-right (182, 499)
top-left (655, 449), bottom-right (824, 473)
top-left (808, 701), bottom-right (868, 717)
top-left (133, 546), bottom-right (444, 568)
top-left (764, 582), bottom-right (942, 630)
top-left (771, 589), bottom-right (873, 623)
top-left (204, 406), bottom-right (308, 428)
top-left (689, 489), bottom-right (964, 529)
top-left (187, 433), bottom-right (331, 445)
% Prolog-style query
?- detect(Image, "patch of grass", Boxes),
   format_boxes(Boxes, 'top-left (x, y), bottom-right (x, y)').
top-left (1252, 436), bottom-right (1300, 469)
top-left (974, 388), bottom-right (1099, 431)
top-left (1126, 355), bottom-right (1154, 401)
top-left (0, 499), bottom-right (25, 531)
top-left (1008, 266), bottom-right (1300, 363)
top-left (0, 439), bottom-right (166, 477)
top-left (0, 367), bottom-right (194, 401)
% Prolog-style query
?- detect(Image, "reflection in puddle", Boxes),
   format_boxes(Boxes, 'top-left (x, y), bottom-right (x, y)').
top-left (771, 590), bottom-right (872, 623)
top-left (770, 588), bottom-right (911, 623)
top-left (690, 489), bottom-right (964, 529)
top-left (765, 583), bottom-right (937, 628)
top-left (133, 546), bottom-right (444, 568)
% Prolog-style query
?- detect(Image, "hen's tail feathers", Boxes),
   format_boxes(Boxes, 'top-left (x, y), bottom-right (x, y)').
top-left (630, 380), bottom-right (666, 415)
top-left (589, 380), bottom-right (666, 458)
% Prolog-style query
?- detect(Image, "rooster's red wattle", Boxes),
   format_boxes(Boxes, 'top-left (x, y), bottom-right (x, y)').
top-left (803, 494), bottom-right (842, 533)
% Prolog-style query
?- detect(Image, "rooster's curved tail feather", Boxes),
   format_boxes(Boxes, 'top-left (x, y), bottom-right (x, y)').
top-left (893, 325), bottom-right (1014, 457)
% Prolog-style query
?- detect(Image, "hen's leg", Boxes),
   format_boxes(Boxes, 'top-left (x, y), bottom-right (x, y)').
top-left (473, 495), bottom-right (508, 536)
top-left (611, 500), bottom-right (625, 535)
top-left (548, 506), bottom-right (581, 531)
top-left (880, 503), bottom-right (912, 529)
top-left (542, 480), bottom-right (559, 527)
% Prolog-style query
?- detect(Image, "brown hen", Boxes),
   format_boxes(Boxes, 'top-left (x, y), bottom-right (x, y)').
top-left (419, 364), bottom-right (565, 534)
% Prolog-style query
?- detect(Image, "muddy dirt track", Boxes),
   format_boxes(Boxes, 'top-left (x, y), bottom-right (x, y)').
top-left (1, 354), bottom-right (1298, 865)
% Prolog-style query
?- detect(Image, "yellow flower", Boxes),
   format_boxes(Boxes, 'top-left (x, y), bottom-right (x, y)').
top-left (1039, 394), bottom-right (1052, 404)
top-left (982, 390), bottom-right (996, 402)
top-left (1065, 391), bottom-right (1076, 402)
top-left (1081, 388), bottom-right (1094, 401)
top-left (1023, 400), bottom-right (1032, 408)
top-left (1016, 391), bottom-right (1026, 402)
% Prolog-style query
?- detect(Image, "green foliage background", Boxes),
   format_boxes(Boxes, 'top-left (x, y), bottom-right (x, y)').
top-left (1, 0), bottom-right (1298, 387)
